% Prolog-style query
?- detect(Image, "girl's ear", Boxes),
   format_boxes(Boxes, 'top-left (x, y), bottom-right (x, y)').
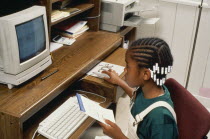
top-left (143, 69), bottom-right (151, 80)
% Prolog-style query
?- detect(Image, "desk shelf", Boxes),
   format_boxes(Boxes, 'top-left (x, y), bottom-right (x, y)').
top-left (23, 89), bottom-right (112, 139)
top-left (52, 0), bottom-right (60, 4)
top-left (51, 3), bottom-right (94, 26)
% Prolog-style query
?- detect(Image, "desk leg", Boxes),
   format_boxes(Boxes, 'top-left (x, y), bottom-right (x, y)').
top-left (0, 112), bottom-right (22, 139)
top-left (125, 28), bottom-right (136, 43)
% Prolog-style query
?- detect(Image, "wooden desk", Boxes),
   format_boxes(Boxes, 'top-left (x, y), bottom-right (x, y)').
top-left (79, 48), bottom-right (127, 103)
top-left (23, 90), bottom-right (112, 139)
top-left (0, 31), bottom-right (122, 139)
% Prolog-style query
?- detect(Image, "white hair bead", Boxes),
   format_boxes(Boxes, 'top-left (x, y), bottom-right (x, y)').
top-left (161, 67), bottom-right (164, 75)
top-left (168, 66), bottom-right (170, 73)
top-left (154, 74), bottom-right (156, 81)
top-left (162, 78), bottom-right (166, 84)
top-left (153, 65), bottom-right (156, 72)
top-left (165, 67), bottom-right (168, 74)
top-left (160, 79), bottom-right (163, 86)
top-left (155, 63), bottom-right (158, 71)
top-left (150, 69), bottom-right (154, 78)
top-left (157, 79), bottom-right (159, 85)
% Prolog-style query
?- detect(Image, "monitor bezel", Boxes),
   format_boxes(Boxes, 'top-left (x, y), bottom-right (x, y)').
top-left (0, 6), bottom-right (50, 75)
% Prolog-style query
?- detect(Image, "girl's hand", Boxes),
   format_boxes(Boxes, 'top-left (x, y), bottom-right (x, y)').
top-left (98, 119), bottom-right (128, 139)
top-left (102, 69), bottom-right (123, 85)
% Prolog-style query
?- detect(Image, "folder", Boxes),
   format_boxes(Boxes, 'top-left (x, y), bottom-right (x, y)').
top-left (76, 93), bottom-right (115, 124)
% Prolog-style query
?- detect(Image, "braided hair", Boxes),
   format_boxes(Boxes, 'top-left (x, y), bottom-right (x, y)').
top-left (128, 38), bottom-right (173, 86)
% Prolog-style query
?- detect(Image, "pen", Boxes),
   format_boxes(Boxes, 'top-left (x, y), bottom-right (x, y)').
top-left (41, 69), bottom-right (59, 80)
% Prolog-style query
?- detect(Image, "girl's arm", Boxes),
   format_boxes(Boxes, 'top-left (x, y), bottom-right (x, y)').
top-left (102, 70), bottom-right (134, 98)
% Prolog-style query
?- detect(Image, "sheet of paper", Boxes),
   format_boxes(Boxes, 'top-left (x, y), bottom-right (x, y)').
top-left (95, 136), bottom-right (112, 139)
top-left (87, 61), bottom-right (125, 78)
top-left (50, 42), bottom-right (63, 52)
top-left (77, 94), bottom-right (115, 124)
top-left (142, 18), bottom-right (159, 25)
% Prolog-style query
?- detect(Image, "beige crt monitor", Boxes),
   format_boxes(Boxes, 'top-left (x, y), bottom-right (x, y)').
top-left (0, 6), bottom-right (52, 89)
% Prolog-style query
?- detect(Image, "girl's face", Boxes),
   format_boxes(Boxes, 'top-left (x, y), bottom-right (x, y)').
top-left (124, 51), bottom-right (145, 88)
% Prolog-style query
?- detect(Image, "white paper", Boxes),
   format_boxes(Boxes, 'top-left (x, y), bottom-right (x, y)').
top-left (87, 62), bottom-right (125, 78)
top-left (142, 18), bottom-right (159, 25)
top-left (79, 95), bottom-right (115, 124)
top-left (125, 5), bottom-right (142, 13)
top-left (67, 21), bottom-right (87, 34)
top-left (95, 136), bottom-right (112, 139)
top-left (50, 42), bottom-right (63, 52)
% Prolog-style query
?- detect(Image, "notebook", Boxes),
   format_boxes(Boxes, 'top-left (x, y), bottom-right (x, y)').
top-left (76, 93), bottom-right (115, 124)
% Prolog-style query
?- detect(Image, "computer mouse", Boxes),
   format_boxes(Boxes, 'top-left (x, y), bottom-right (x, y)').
top-left (93, 72), bottom-right (110, 78)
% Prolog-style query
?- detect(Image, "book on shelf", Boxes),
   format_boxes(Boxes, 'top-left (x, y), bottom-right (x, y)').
top-left (60, 7), bottom-right (81, 15)
top-left (51, 10), bottom-right (70, 22)
top-left (51, 8), bottom-right (80, 23)
top-left (53, 21), bottom-right (89, 38)
top-left (59, 25), bottom-right (89, 38)
top-left (54, 21), bottom-right (87, 33)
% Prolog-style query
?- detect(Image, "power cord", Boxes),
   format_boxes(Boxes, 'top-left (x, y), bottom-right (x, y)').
top-left (32, 129), bottom-right (38, 139)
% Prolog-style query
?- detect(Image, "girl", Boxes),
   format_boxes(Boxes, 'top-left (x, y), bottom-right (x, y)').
top-left (99, 38), bottom-right (178, 139)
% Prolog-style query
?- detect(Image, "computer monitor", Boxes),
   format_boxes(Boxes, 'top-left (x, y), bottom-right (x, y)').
top-left (0, 6), bottom-right (52, 89)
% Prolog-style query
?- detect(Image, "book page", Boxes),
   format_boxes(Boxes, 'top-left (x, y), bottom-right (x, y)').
top-left (76, 94), bottom-right (115, 124)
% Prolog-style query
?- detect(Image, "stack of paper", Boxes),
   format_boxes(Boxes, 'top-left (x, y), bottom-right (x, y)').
top-left (51, 8), bottom-right (80, 23)
top-left (54, 21), bottom-right (89, 38)
top-left (51, 10), bottom-right (70, 22)
top-left (50, 42), bottom-right (63, 52)
top-left (76, 93), bottom-right (115, 124)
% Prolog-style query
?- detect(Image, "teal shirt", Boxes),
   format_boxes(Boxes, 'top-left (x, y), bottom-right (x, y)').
top-left (131, 86), bottom-right (178, 139)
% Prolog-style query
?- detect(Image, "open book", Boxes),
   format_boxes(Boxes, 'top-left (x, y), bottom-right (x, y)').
top-left (76, 93), bottom-right (115, 124)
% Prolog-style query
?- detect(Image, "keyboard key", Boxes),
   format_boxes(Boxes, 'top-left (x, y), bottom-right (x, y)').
top-left (37, 96), bottom-right (88, 139)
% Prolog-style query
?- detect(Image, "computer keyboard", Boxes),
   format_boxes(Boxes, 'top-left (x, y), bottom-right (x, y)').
top-left (37, 96), bottom-right (88, 139)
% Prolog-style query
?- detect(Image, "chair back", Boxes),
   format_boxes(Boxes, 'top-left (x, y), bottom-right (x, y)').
top-left (165, 78), bottom-right (210, 139)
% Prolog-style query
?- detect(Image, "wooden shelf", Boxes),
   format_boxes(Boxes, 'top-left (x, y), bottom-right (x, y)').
top-left (52, 0), bottom-right (61, 4)
top-left (119, 27), bottom-right (135, 36)
top-left (51, 3), bottom-right (94, 26)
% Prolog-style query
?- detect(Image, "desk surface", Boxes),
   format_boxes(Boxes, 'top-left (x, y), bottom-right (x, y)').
top-left (0, 31), bottom-right (121, 123)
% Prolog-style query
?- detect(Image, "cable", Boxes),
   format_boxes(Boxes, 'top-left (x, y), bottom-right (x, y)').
top-left (32, 129), bottom-right (38, 139)
top-left (74, 89), bottom-right (106, 104)
top-left (186, 0), bottom-right (204, 88)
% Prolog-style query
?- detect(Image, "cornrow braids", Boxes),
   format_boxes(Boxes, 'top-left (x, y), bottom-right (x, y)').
top-left (128, 38), bottom-right (173, 86)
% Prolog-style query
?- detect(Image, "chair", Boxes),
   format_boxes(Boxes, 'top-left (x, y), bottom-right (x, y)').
top-left (165, 78), bottom-right (210, 139)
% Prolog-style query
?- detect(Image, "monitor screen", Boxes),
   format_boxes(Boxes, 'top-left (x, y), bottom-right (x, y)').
top-left (16, 16), bottom-right (46, 63)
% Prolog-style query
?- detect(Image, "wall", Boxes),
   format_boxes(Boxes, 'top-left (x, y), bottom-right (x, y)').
top-left (137, 0), bottom-right (210, 93)
top-left (137, 0), bottom-right (199, 87)
top-left (188, 7), bottom-right (210, 94)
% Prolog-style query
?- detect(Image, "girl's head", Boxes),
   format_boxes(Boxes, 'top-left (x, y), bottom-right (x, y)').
top-left (124, 38), bottom-right (173, 88)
